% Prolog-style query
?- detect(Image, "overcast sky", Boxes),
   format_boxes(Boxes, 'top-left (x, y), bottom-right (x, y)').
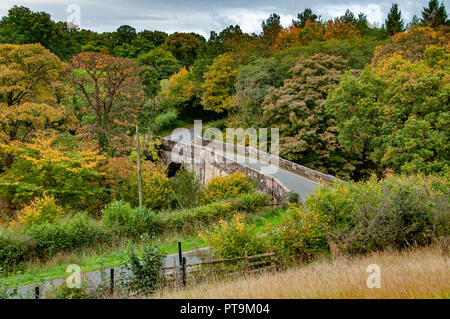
top-left (0, 0), bottom-right (445, 37)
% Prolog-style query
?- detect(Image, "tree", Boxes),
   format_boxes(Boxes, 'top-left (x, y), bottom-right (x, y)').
top-left (273, 25), bottom-right (302, 50)
top-left (0, 6), bottom-right (73, 60)
top-left (262, 54), bottom-right (353, 178)
top-left (327, 49), bottom-right (449, 177)
top-left (68, 52), bottom-right (145, 154)
top-left (0, 135), bottom-right (106, 211)
top-left (372, 26), bottom-right (449, 66)
top-left (261, 13), bottom-right (283, 48)
top-left (386, 3), bottom-right (405, 36)
top-left (422, 0), bottom-right (449, 28)
top-left (137, 30), bottom-right (168, 47)
top-left (0, 43), bottom-right (68, 170)
top-left (234, 57), bottom-right (288, 127)
top-left (324, 16), bottom-right (361, 40)
top-left (159, 67), bottom-right (197, 115)
top-left (138, 47), bottom-right (181, 80)
top-left (112, 25), bottom-right (137, 46)
top-left (162, 32), bottom-right (200, 67)
top-left (292, 8), bottom-right (320, 28)
top-left (407, 15), bottom-right (422, 29)
top-left (201, 53), bottom-right (238, 113)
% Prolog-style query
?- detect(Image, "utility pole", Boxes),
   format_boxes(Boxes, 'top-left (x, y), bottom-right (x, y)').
top-left (136, 124), bottom-right (142, 209)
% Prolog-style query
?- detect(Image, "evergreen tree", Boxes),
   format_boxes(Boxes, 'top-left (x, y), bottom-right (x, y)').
top-left (292, 8), bottom-right (320, 28)
top-left (261, 13), bottom-right (282, 47)
top-left (386, 3), bottom-right (405, 36)
top-left (422, 0), bottom-right (449, 27)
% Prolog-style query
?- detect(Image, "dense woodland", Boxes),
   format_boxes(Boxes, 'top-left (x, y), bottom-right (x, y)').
top-left (0, 2), bottom-right (449, 288)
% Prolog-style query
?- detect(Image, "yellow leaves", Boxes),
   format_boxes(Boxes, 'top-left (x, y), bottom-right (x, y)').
top-left (202, 171), bottom-right (254, 204)
top-left (13, 194), bottom-right (64, 228)
top-left (201, 53), bottom-right (238, 113)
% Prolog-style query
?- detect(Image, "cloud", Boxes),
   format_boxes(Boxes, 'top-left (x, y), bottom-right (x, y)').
top-left (0, 0), bottom-right (433, 36)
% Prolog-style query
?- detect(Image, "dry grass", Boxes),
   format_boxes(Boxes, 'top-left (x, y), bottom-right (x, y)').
top-left (154, 246), bottom-right (449, 299)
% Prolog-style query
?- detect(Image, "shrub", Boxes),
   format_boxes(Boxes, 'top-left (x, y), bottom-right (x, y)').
top-left (170, 168), bottom-right (202, 209)
top-left (124, 235), bottom-right (165, 294)
top-left (199, 214), bottom-right (268, 259)
top-left (202, 172), bottom-right (255, 204)
top-left (231, 192), bottom-right (271, 212)
top-left (101, 201), bottom-right (162, 238)
top-left (0, 227), bottom-right (31, 270)
top-left (153, 109), bottom-right (178, 133)
top-left (26, 213), bottom-right (110, 260)
top-left (14, 194), bottom-right (64, 228)
top-left (162, 201), bottom-right (234, 234)
top-left (305, 174), bottom-right (449, 254)
top-left (162, 191), bottom-right (270, 234)
top-left (269, 204), bottom-right (330, 263)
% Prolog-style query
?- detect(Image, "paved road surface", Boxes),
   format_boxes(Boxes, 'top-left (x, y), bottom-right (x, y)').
top-left (166, 126), bottom-right (319, 202)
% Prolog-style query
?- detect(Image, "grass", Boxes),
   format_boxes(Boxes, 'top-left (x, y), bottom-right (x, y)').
top-left (0, 207), bottom-right (284, 288)
top-left (154, 245), bottom-right (450, 299)
top-left (0, 234), bottom-right (206, 288)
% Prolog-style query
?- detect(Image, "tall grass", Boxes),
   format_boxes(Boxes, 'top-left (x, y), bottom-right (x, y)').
top-left (154, 245), bottom-right (449, 299)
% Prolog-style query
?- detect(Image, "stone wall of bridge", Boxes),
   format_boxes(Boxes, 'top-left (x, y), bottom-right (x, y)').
top-left (198, 138), bottom-right (338, 184)
top-left (161, 138), bottom-right (290, 203)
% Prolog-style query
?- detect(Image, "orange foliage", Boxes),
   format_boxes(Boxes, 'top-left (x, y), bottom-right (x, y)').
top-left (324, 17), bottom-right (361, 41)
top-left (372, 26), bottom-right (450, 66)
top-left (273, 26), bottom-right (302, 50)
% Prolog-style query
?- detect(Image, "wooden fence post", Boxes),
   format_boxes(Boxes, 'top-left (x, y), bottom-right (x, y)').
top-left (178, 242), bottom-right (183, 289)
top-left (182, 257), bottom-right (187, 287)
top-left (110, 268), bottom-right (114, 296)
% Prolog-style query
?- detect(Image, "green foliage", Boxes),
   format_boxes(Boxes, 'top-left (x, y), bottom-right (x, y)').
top-left (162, 32), bottom-right (200, 67)
top-left (268, 205), bottom-right (330, 262)
top-left (201, 53), bottom-right (238, 113)
top-left (386, 3), bottom-right (405, 36)
top-left (0, 213), bottom-right (110, 270)
top-left (199, 214), bottom-right (268, 259)
top-left (137, 48), bottom-right (181, 80)
top-left (231, 192), bottom-right (271, 212)
top-left (125, 235), bottom-right (165, 294)
top-left (0, 6), bottom-right (79, 60)
top-left (162, 191), bottom-right (270, 234)
top-left (26, 213), bottom-right (110, 260)
top-left (170, 168), bottom-right (202, 209)
top-left (202, 172), bottom-right (255, 204)
top-left (304, 174), bottom-right (449, 254)
top-left (263, 53), bottom-right (354, 179)
top-left (327, 52), bottom-right (449, 177)
top-left (422, 0), bottom-right (449, 28)
top-left (152, 109), bottom-right (179, 134)
top-left (101, 201), bottom-right (162, 238)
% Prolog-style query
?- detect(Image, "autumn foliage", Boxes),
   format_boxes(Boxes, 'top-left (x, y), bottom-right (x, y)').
top-left (68, 51), bottom-right (145, 154)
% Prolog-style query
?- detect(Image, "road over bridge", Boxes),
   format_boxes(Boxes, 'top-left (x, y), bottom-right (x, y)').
top-left (163, 125), bottom-right (337, 203)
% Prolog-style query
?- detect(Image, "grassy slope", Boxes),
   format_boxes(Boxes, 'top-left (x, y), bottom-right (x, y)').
top-left (154, 246), bottom-right (450, 299)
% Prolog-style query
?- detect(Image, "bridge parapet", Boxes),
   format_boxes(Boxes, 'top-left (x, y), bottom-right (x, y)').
top-left (199, 138), bottom-right (338, 184)
top-left (161, 138), bottom-right (290, 203)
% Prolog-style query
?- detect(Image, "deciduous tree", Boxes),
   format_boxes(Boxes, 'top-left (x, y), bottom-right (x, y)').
top-left (0, 43), bottom-right (68, 170)
top-left (68, 52), bottom-right (145, 154)
top-left (262, 54), bottom-right (353, 178)
top-left (201, 53), bottom-right (237, 113)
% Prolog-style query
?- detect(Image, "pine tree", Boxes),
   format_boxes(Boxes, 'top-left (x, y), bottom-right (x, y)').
top-left (386, 3), bottom-right (405, 36)
top-left (422, 0), bottom-right (449, 28)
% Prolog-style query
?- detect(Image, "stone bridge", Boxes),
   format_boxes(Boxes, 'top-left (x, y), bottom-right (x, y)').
top-left (161, 135), bottom-right (338, 203)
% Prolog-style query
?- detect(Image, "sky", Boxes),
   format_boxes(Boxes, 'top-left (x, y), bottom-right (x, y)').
top-left (0, 0), bottom-right (446, 37)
